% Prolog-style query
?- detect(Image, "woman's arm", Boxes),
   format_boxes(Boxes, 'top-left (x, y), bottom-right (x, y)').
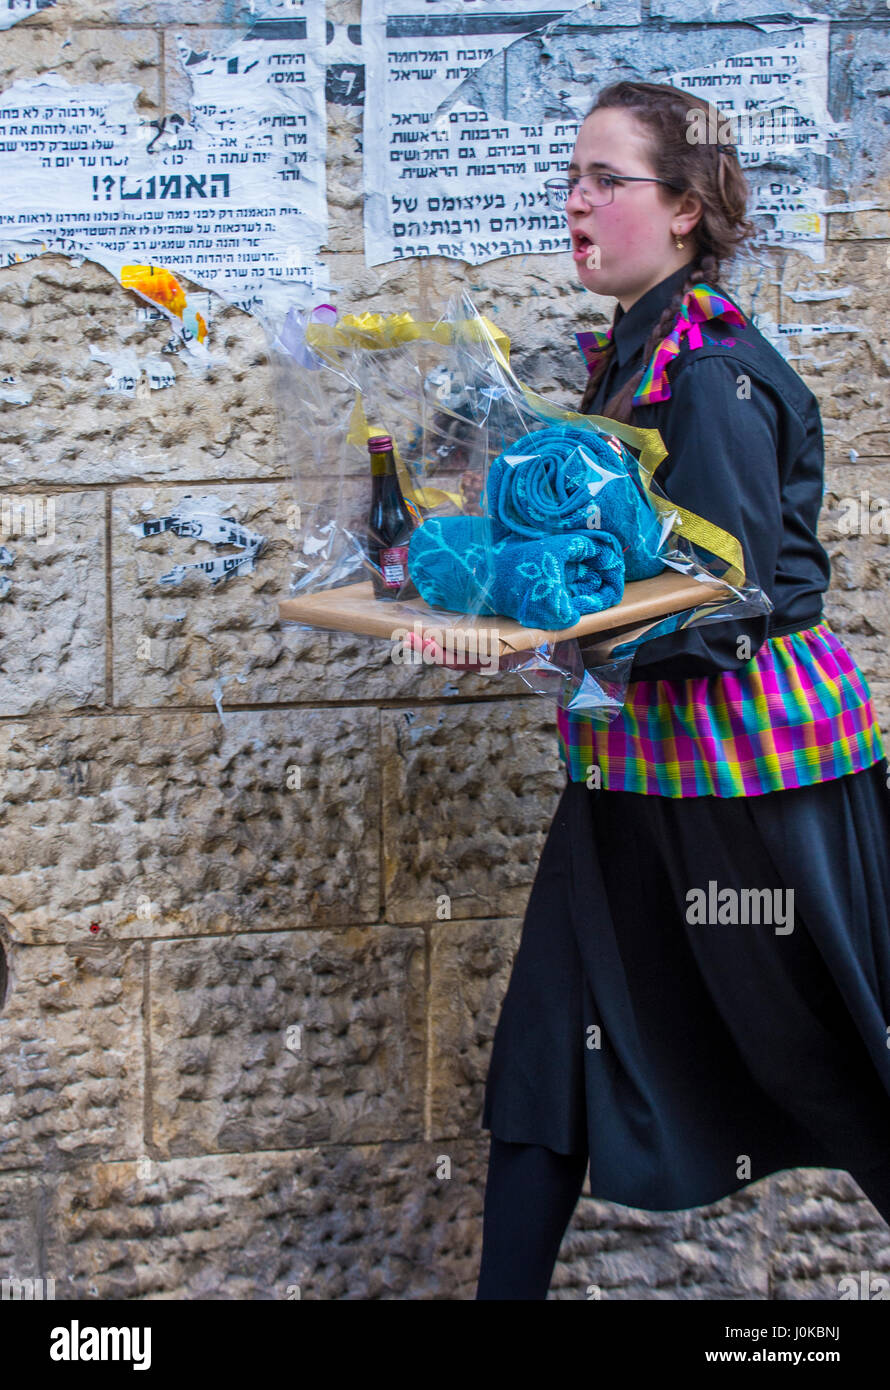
top-left (619, 352), bottom-right (788, 683)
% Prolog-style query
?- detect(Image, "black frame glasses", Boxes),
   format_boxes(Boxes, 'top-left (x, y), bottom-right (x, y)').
top-left (543, 172), bottom-right (683, 212)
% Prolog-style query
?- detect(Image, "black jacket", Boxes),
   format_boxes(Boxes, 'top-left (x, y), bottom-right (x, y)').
top-left (580, 260), bottom-right (831, 682)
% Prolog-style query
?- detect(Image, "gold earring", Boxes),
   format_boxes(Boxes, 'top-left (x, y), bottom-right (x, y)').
top-left (674, 234), bottom-right (685, 249)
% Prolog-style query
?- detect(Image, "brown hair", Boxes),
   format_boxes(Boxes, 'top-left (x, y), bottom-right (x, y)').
top-left (578, 80), bottom-right (759, 423)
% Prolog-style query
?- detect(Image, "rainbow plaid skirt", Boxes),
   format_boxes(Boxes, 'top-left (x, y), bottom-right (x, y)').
top-left (556, 621), bottom-right (887, 797)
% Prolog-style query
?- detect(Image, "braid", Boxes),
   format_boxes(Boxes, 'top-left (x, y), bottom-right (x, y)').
top-left (579, 251), bottom-right (721, 425)
top-left (578, 332), bottom-right (615, 415)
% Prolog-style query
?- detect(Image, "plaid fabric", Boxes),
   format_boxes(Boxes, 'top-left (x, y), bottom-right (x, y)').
top-left (557, 621), bottom-right (887, 797)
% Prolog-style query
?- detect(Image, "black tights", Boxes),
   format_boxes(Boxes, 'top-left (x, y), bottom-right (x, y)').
top-left (475, 1136), bottom-right (890, 1301)
top-left (475, 1136), bottom-right (589, 1300)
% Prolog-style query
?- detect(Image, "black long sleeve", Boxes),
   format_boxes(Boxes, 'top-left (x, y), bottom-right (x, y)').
top-left (615, 354), bottom-right (788, 682)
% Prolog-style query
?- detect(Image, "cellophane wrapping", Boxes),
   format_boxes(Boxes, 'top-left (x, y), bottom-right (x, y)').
top-left (267, 289), bottom-right (772, 719)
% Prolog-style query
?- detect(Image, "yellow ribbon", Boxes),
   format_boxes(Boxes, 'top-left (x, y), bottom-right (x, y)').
top-left (305, 311), bottom-right (745, 590)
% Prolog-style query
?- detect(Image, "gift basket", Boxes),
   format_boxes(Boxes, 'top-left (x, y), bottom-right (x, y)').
top-left (269, 290), bottom-right (772, 719)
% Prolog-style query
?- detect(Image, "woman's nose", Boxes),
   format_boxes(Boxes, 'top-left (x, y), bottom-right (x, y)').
top-left (565, 181), bottom-right (589, 214)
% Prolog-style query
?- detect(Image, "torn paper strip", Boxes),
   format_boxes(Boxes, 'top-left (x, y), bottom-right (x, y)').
top-left (0, 376), bottom-right (32, 405)
top-left (88, 345), bottom-right (177, 394)
top-left (0, 542), bottom-right (13, 601)
top-left (0, 0), bottom-right (55, 28)
top-left (0, 13), bottom-right (328, 331)
top-left (129, 499), bottom-right (266, 586)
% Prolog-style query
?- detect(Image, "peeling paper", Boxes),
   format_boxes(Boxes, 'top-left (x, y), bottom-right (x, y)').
top-left (0, 543), bottom-right (13, 601)
top-left (364, 0), bottom-right (590, 266)
top-left (0, 0), bottom-right (55, 28)
top-left (0, 12), bottom-right (328, 333)
top-left (0, 376), bottom-right (32, 404)
top-left (129, 497), bottom-right (266, 586)
top-left (784, 285), bottom-right (856, 303)
top-left (88, 345), bottom-right (176, 394)
top-left (420, 11), bottom-right (842, 266)
top-left (671, 24), bottom-right (845, 262)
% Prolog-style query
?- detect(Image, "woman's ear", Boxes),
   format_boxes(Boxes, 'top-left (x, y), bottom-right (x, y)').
top-left (673, 189), bottom-right (704, 238)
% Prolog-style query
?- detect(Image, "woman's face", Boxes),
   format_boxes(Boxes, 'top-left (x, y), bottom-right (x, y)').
top-left (566, 108), bottom-right (697, 308)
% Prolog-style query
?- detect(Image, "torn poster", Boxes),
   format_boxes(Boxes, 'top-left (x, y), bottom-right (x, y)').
top-left (421, 9), bottom-right (843, 266)
top-left (670, 24), bottom-right (845, 262)
top-left (130, 500), bottom-right (266, 586)
top-left (0, 0), bottom-right (55, 27)
top-left (363, 0), bottom-right (636, 266)
top-left (0, 11), bottom-right (327, 331)
top-left (88, 345), bottom-right (176, 395)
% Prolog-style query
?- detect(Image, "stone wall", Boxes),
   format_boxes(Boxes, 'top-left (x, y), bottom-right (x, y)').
top-left (1, 0), bottom-right (889, 1300)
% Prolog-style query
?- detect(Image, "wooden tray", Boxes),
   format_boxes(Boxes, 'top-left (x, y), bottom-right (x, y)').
top-left (278, 570), bottom-right (728, 657)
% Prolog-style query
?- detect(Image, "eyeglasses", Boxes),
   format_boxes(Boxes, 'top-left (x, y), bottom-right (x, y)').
top-left (543, 172), bottom-right (682, 212)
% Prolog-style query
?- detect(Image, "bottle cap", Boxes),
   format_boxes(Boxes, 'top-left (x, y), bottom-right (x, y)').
top-left (367, 435), bottom-right (394, 453)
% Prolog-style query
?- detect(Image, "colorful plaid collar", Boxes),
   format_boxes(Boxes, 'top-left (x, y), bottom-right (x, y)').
top-left (576, 282), bottom-right (747, 406)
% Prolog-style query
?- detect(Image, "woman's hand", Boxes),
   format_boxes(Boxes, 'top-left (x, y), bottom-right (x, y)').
top-left (403, 629), bottom-right (488, 672)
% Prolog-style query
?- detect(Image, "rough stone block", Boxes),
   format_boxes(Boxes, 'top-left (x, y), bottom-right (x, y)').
top-left (0, 939), bottom-right (144, 1174)
top-left (149, 926), bottom-right (426, 1158)
top-left (779, 246), bottom-right (890, 460)
top-left (0, 24), bottom-right (160, 104)
top-left (381, 698), bottom-right (564, 924)
top-left (1, 1139), bottom-right (487, 1299)
top-left (0, 258), bottom-right (280, 487)
top-left (428, 916), bottom-right (522, 1137)
top-left (0, 489), bottom-right (105, 714)
top-left (768, 1167), bottom-right (890, 1299)
top-left (111, 480), bottom-right (529, 705)
top-left (0, 708), bottom-right (380, 943)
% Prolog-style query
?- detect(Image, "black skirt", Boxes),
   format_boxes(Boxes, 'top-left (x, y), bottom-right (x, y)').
top-left (482, 759), bottom-right (890, 1211)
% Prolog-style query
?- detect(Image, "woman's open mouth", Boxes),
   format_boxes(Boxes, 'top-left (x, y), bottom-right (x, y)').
top-left (572, 230), bottom-right (596, 263)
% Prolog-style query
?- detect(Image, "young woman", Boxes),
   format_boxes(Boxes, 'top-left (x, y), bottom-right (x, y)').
top-left (475, 80), bottom-right (890, 1300)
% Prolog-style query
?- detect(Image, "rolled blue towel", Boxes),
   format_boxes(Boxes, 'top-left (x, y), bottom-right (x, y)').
top-left (408, 514), bottom-right (624, 629)
top-left (483, 424), bottom-right (666, 581)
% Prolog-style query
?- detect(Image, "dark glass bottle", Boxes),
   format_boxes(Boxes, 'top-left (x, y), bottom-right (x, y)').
top-left (367, 433), bottom-right (416, 600)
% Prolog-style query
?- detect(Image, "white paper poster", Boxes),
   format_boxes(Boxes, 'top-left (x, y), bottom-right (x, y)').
top-left (0, 11), bottom-right (328, 327)
top-left (364, 0), bottom-right (581, 266)
top-left (670, 25), bottom-right (846, 262)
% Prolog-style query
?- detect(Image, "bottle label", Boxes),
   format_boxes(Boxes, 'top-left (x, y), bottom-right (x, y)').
top-left (380, 545), bottom-right (409, 588)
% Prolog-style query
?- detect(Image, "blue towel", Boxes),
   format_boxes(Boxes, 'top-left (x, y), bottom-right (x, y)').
top-left (483, 425), bottom-right (666, 581)
top-left (408, 515), bottom-right (624, 629)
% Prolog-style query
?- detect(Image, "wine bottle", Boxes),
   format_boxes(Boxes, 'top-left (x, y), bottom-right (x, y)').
top-left (366, 434), bottom-right (416, 600)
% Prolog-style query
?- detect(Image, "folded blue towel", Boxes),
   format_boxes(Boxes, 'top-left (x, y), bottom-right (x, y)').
top-left (408, 514), bottom-right (624, 629)
top-left (483, 425), bottom-right (666, 581)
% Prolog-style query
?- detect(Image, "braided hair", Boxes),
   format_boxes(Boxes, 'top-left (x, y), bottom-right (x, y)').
top-left (577, 82), bottom-right (760, 424)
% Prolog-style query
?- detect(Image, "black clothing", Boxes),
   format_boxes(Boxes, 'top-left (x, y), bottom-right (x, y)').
top-left (481, 759), bottom-right (890, 1210)
top-left (475, 1138), bottom-right (589, 1299)
top-left (582, 260), bottom-right (832, 682)
top-left (478, 263), bottom-right (890, 1250)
